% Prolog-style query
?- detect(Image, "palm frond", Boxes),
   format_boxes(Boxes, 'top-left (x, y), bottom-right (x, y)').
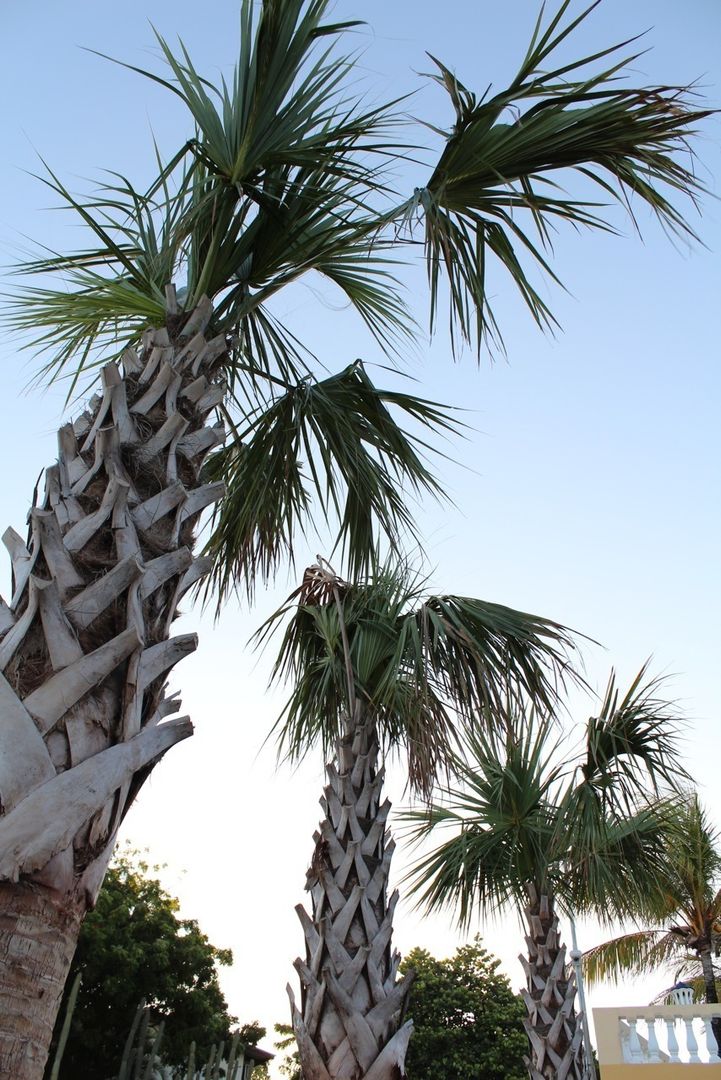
top-left (582, 928), bottom-right (681, 987)
top-left (407, 594), bottom-right (576, 721)
top-left (408, 0), bottom-right (712, 353)
top-left (563, 800), bottom-right (678, 923)
top-left (3, 164), bottom-right (182, 394)
top-left (663, 796), bottom-right (721, 917)
top-left (578, 663), bottom-right (689, 809)
top-left (203, 365), bottom-right (457, 602)
top-left (402, 716), bottom-right (563, 925)
top-left (258, 563), bottom-right (577, 794)
top-left (8, 1), bottom-right (411, 387)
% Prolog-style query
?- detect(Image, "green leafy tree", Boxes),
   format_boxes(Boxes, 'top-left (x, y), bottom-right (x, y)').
top-left (400, 938), bottom-right (527, 1080)
top-left (406, 670), bottom-right (686, 1079)
top-left (47, 849), bottom-right (236, 1079)
top-left (0, 0), bottom-right (710, 1074)
top-left (274, 1023), bottom-right (302, 1080)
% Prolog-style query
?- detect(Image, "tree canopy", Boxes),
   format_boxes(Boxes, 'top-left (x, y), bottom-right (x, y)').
top-left (5, 0), bottom-right (710, 599)
top-left (48, 849), bottom-right (237, 1078)
top-left (399, 938), bottom-right (527, 1080)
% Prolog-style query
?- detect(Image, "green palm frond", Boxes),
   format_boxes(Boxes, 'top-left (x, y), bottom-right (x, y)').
top-left (9, 0), bottom-right (409, 388)
top-left (566, 801), bottom-right (677, 923)
top-left (259, 562), bottom-right (576, 794)
top-left (409, 0), bottom-right (712, 352)
top-left (660, 796), bottom-right (721, 919)
top-left (4, 163), bottom-right (183, 394)
top-left (403, 716), bottom-right (563, 926)
top-left (405, 666), bottom-right (688, 930)
top-left (408, 595), bottom-right (575, 720)
top-left (577, 663), bottom-right (689, 809)
top-left (203, 364), bottom-right (457, 601)
top-left (582, 928), bottom-right (681, 987)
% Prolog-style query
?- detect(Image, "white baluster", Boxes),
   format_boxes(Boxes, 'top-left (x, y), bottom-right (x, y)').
top-left (626, 1018), bottom-right (646, 1062)
top-left (703, 1017), bottom-right (718, 1060)
top-left (646, 1018), bottom-right (663, 1062)
top-left (684, 1017), bottom-right (701, 1062)
top-left (665, 1017), bottom-right (681, 1062)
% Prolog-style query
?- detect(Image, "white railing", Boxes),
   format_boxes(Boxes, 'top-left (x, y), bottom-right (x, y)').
top-left (594, 1005), bottom-right (721, 1069)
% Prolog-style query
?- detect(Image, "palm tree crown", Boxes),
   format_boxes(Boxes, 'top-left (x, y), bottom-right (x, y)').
top-left (403, 667), bottom-right (687, 1080)
top-left (260, 560), bottom-right (578, 795)
top-left (583, 795), bottom-right (721, 1004)
top-left (405, 666), bottom-right (686, 925)
top-left (5, 0), bottom-right (712, 597)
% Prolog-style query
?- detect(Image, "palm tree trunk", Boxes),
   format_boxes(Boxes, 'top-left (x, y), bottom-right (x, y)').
top-left (0, 290), bottom-right (225, 1078)
top-left (289, 708), bottom-right (414, 1080)
top-left (699, 946), bottom-right (719, 1004)
top-left (697, 946), bottom-right (721, 1058)
top-left (519, 884), bottom-right (584, 1080)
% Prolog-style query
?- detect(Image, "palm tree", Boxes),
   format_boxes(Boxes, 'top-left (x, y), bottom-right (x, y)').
top-left (405, 669), bottom-right (686, 1080)
top-left (0, 0), bottom-right (710, 1074)
top-left (583, 795), bottom-right (721, 1006)
top-left (260, 560), bottom-right (579, 1080)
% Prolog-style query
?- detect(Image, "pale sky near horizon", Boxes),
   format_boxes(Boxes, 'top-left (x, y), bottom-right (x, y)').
top-left (1, 0), bottom-right (720, 1070)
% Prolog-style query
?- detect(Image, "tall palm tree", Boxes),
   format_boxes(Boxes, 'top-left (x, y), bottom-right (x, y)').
top-left (405, 669), bottom-right (686, 1080)
top-left (583, 795), bottom-right (721, 1006)
top-left (260, 560), bottom-right (578, 1080)
top-left (0, 0), bottom-right (710, 1074)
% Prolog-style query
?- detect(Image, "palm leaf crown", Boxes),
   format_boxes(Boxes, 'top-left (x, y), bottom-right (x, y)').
top-left (404, 664), bottom-right (688, 925)
top-left (582, 796), bottom-right (721, 989)
top-left (4, 0), bottom-right (712, 596)
top-left (258, 560), bottom-right (577, 795)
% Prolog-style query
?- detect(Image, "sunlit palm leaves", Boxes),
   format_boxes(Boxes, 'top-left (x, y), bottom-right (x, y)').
top-left (404, 666), bottom-right (685, 926)
top-left (259, 561), bottom-right (576, 794)
top-left (583, 796), bottom-right (721, 991)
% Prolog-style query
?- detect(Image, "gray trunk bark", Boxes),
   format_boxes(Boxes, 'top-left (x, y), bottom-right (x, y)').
top-left (699, 946), bottom-right (719, 1004)
top-left (0, 291), bottom-right (224, 1077)
top-left (290, 708), bottom-right (414, 1080)
top-left (519, 885), bottom-right (585, 1080)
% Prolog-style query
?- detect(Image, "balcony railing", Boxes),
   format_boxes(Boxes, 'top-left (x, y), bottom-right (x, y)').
top-left (594, 1005), bottom-right (721, 1074)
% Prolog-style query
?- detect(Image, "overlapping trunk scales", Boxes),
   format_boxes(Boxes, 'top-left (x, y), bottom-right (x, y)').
top-left (290, 714), bottom-right (414, 1080)
top-left (520, 886), bottom-right (584, 1080)
top-left (0, 290), bottom-right (226, 1079)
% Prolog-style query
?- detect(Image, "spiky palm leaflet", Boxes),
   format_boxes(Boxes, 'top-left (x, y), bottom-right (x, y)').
top-left (405, 667), bottom-right (687, 1079)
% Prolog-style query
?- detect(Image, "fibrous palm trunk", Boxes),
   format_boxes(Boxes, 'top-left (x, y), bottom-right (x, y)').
top-left (697, 944), bottom-right (721, 1056)
top-left (289, 709), bottom-right (414, 1080)
top-left (0, 290), bottom-right (226, 1079)
top-left (519, 885), bottom-right (584, 1080)
top-left (698, 945), bottom-right (719, 1005)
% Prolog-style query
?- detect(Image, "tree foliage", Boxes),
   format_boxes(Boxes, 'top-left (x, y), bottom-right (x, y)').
top-left (47, 849), bottom-right (237, 1079)
top-left (5, 0), bottom-right (712, 597)
top-left (404, 666), bottom-right (686, 926)
top-left (399, 938), bottom-right (527, 1080)
top-left (583, 796), bottom-right (721, 1001)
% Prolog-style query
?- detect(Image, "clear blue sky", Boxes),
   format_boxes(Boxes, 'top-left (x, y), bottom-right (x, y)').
top-left (1, 0), bottom-right (720, 1060)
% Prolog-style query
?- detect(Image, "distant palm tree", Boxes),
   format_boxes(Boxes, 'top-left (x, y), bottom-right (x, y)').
top-left (405, 670), bottom-right (686, 1080)
top-left (262, 560), bottom-right (576, 1080)
top-left (583, 795), bottom-right (721, 1006)
top-left (0, 0), bottom-right (710, 1074)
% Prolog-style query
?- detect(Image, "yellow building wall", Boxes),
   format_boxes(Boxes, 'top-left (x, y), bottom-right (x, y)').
top-left (601, 1066), bottom-right (721, 1080)
top-left (594, 1006), bottom-right (721, 1079)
